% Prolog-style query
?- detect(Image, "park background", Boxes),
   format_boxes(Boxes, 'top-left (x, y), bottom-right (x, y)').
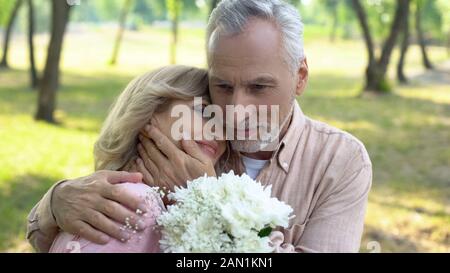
top-left (0, 0), bottom-right (449, 252)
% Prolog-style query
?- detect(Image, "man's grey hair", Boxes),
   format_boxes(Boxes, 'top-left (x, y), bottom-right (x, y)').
top-left (206, 0), bottom-right (304, 73)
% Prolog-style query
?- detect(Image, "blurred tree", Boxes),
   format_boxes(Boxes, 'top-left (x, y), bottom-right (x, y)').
top-left (167, 0), bottom-right (182, 64)
top-left (419, 0), bottom-right (444, 40)
top-left (288, 0), bottom-right (301, 7)
top-left (415, 0), bottom-right (433, 70)
top-left (397, 0), bottom-right (411, 83)
top-left (0, 0), bottom-right (15, 26)
top-left (0, 0), bottom-right (23, 68)
top-left (133, 0), bottom-right (165, 24)
top-left (148, 0), bottom-right (168, 20)
top-left (94, 0), bottom-right (123, 21)
top-left (27, 0), bottom-right (38, 89)
top-left (320, 0), bottom-right (339, 41)
top-left (448, 31), bottom-right (450, 56)
top-left (369, 1), bottom-right (396, 38)
top-left (209, 0), bottom-right (220, 16)
top-left (339, 0), bottom-right (357, 40)
top-left (436, 0), bottom-right (450, 56)
top-left (351, 0), bottom-right (410, 93)
top-left (27, 0), bottom-right (50, 34)
top-left (109, 0), bottom-right (134, 66)
top-left (35, 0), bottom-right (71, 123)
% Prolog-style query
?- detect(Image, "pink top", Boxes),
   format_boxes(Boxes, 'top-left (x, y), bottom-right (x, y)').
top-left (49, 183), bottom-right (165, 253)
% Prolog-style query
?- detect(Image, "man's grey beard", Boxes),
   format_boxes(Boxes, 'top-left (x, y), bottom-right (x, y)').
top-left (231, 139), bottom-right (270, 153)
top-left (230, 102), bottom-right (294, 153)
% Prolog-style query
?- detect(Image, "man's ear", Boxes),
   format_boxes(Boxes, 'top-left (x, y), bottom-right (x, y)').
top-left (295, 57), bottom-right (309, 96)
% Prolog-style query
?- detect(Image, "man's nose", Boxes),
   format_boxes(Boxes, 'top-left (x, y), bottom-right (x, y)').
top-left (229, 88), bottom-right (255, 125)
top-left (230, 87), bottom-right (251, 107)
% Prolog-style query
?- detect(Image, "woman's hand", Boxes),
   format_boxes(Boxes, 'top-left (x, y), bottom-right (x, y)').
top-left (136, 124), bottom-right (216, 191)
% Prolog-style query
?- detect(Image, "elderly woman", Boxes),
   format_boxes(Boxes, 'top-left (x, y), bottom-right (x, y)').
top-left (49, 65), bottom-right (228, 252)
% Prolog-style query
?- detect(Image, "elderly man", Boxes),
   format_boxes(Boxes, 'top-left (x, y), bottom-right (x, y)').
top-left (27, 0), bottom-right (371, 253)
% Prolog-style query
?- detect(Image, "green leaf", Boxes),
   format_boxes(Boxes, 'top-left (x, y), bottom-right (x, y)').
top-left (258, 226), bottom-right (272, 237)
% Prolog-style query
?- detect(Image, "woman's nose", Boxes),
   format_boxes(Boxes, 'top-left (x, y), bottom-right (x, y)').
top-left (197, 117), bottom-right (224, 141)
top-left (202, 126), bottom-right (224, 141)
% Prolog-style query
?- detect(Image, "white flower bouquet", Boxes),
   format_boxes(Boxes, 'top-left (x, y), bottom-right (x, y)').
top-left (157, 171), bottom-right (294, 253)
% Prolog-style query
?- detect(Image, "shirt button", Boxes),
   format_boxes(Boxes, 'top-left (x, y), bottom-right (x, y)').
top-left (282, 162), bottom-right (289, 169)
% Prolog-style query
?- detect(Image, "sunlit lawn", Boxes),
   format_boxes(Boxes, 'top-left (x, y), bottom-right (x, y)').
top-left (0, 25), bottom-right (449, 252)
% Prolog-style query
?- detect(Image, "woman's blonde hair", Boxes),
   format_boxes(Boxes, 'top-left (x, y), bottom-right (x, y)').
top-left (94, 65), bottom-right (209, 171)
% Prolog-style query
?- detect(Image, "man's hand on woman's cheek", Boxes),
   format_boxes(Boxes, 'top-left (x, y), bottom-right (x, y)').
top-left (137, 124), bottom-right (216, 192)
top-left (52, 170), bottom-right (149, 244)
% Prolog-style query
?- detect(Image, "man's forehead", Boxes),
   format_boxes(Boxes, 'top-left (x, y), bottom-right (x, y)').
top-left (209, 60), bottom-right (277, 79)
top-left (210, 54), bottom-right (273, 68)
top-left (209, 19), bottom-right (283, 60)
top-left (209, 53), bottom-right (284, 81)
top-left (210, 38), bottom-right (281, 61)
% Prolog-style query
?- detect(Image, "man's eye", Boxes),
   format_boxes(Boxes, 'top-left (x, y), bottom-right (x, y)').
top-left (216, 84), bottom-right (233, 92)
top-left (251, 84), bottom-right (267, 91)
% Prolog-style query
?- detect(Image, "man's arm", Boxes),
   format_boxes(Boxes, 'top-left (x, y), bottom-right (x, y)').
top-left (26, 171), bottom-right (149, 252)
top-left (27, 181), bottom-right (65, 252)
top-left (296, 164), bottom-right (372, 253)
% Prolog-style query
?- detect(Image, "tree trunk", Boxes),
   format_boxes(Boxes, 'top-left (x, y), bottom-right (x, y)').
top-left (351, 0), bottom-right (377, 91)
top-left (352, 0), bottom-right (409, 93)
top-left (169, 0), bottom-right (181, 65)
top-left (329, 0), bottom-right (339, 42)
top-left (27, 0), bottom-right (38, 89)
top-left (365, 60), bottom-right (397, 92)
top-left (415, 0), bottom-right (433, 70)
top-left (397, 1), bottom-right (410, 84)
top-left (109, 0), bottom-right (133, 66)
top-left (351, 0), bottom-right (375, 64)
top-left (377, 0), bottom-right (408, 74)
top-left (0, 0), bottom-right (23, 68)
top-left (35, 0), bottom-right (71, 123)
top-left (169, 15), bottom-right (179, 64)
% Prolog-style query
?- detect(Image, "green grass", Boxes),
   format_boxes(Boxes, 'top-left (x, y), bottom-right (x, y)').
top-left (0, 26), bottom-right (449, 252)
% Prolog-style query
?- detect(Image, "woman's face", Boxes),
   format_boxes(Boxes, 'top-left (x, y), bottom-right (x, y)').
top-left (151, 98), bottom-right (226, 164)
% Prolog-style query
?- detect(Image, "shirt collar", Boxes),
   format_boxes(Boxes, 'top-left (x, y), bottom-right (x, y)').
top-left (275, 102), bottom-right (306, 173)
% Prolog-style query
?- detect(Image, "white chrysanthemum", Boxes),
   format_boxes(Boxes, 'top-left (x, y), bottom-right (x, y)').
top-left (157, 171), bottom-right (294, 253)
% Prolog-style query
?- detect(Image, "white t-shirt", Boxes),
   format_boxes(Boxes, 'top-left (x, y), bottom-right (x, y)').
top-left (241, 155), bottom-right (269, 180)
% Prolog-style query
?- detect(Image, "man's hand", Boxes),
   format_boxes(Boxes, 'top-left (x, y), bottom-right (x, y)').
top-left (52, 170), bottom-right (149, 244)
top-left (136, 124), bottom-right (216, 190)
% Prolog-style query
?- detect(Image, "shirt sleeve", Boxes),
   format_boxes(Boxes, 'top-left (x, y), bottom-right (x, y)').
top-left (296, 164), bottom-right (372, 253)
top-left (26, 180), bottom-right (67, 252)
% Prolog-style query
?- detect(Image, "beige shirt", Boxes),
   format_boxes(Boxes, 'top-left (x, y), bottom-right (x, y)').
top-left (27, 102), bottom-right (372, 252)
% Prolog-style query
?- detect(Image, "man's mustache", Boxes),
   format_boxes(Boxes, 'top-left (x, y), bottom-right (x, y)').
top-left (220, 117), bottom-right (277, 131)
top-left (229, 123), bottom-right (273, 136)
